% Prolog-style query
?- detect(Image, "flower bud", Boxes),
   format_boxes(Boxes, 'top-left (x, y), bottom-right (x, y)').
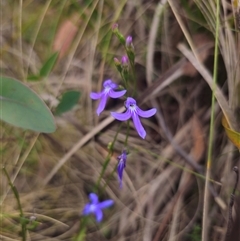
top-left (114, 57), bottom-right (122, 73)
top-left (121, 55), bottom-right (128, 68)
top-left (114, 57), bottom-right (121, 66)
top-left (112, 23), bottom-right (118, 34)
top-left (126, 36), bottom-right (133, 48)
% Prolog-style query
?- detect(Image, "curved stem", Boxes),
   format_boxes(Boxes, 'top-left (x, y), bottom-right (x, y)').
top-left (3, 166), bottom-right (27, 241)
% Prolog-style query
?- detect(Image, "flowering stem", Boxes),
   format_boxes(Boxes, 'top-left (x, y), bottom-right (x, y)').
top-left (125, 47), bottom-right (136, 97)
top-left (3, 166), bottom-right (27, 241)
top-left (124, 119), bottom-right (130, 147)
top-left (74, 216), bottom-right (87, 241)
top-left (129, 60), bottom-right (136, 96)
top-left (120, 71), bottom-right (128, 90)
top-left (103, 162), bottom-right (119, 190)
top-left (95, 123), bottom-right (123, 191)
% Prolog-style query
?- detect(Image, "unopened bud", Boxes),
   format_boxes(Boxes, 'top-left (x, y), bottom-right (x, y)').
top-left (112, 23), bottom-right (118, 34)
top-left (114, 57), bottom-right (122, 73)
top-left (121, 55), bottom-right (128, 68)
top-left (114, 57), bottom-right (121, 66)
top-left (126, 36), bottom-right (133, 48)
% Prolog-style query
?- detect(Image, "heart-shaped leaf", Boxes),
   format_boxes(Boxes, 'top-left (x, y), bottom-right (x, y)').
top-left (222, 114), bottom-right (240, 149)
top-left (0, 76), bottom-right (56, 133)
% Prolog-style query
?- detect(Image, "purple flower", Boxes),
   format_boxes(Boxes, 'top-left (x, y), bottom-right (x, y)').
top-left (90, 79), bottom-right (126, 116)
top-left (82, 193), bottom-right (114, 222)
top-left (111, 97), bottom-right (157, 139)
top-left (117, 150), bottom-right (127, 188)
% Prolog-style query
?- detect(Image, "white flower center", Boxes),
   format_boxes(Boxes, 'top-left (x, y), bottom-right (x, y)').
top-left (89, 204), bottom-right (97, 213)
top-left (104, 86), bottom-right (111, 94)
top-left (129, 104), bottom-right (136, 113)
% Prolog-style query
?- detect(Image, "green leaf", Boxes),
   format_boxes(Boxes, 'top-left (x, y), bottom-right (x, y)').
top-left (39, 52), bottom-right (58, 77)
top-left (0, 76), bottom-right (56, 133)
top-left (27, 74), bottom-right (40, 81)
top-left (55, 90), bottom-right (81, 115)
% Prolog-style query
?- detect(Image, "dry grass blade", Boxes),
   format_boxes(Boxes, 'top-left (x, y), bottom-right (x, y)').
top-left (146, 0), bottom-right (168, 86)
top-left (26, 0), bottom-right (52, 78)
top-left (42, 109), bottom-right (123, 186)
top-left (178, 43), bottom-right (237, 131)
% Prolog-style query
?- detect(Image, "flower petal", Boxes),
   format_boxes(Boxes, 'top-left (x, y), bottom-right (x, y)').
top-left (96, 94), bottom-right (108, 116)
top-left (136, 107), bottom-right (157, 118)
top-left (132, 113), bottom-right (146, 139)
top-left (90, 92), bottom-right (102, 100)
top-left (108, 89), bottom-right (126, 98)
top-left (95, 208), bottom-right (103, 222)
top-left (82, 204), bottom-right (91, 215)
top-left (111, 109), bottom-right (131, 121)
top-left (125, 97), bottom-right (136, 109)
top-left (117, 161), bottom-right (125, 188)
top-left (89, 193), bottom-right (99, 204)
top-left (103, 79), bottom-right (118, 89)
top-left (98, 200), bottom-right (114, 209)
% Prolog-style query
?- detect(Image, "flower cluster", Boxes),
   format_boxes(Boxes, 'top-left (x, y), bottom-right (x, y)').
top-left (89, 25), bottom-right (157, 192)
top-left (90, 85), bottom-right (156, 139)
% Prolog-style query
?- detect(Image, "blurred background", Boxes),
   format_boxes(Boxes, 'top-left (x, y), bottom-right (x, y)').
top-left (1, 0), bottom-right (240, 240)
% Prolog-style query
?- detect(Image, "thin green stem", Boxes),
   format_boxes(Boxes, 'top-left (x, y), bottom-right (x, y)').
top-left (95, 123), bottom-right (123, 191)
top-left (124, 120), bottom-right (130, 147)
top-left (74, 216), bottom-right (87, 241)
top-left (3, 166), bottom-right (27, 241)
top-left (103, 162), bottom-right (119, 190)
top-left (202, 0), bottom-right (220, 240)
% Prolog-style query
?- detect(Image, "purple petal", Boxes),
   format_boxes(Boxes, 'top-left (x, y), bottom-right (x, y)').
top-left (117, 161), bottom-right (126, 188)
top-left (89, 193), bottom-right (99, 204)
top-left (111, 109), bottom-right (131, 121)
top-left (96, 94), bottom-right (108, 116)
top-left (108, 89), bottom-right (126, 98)
top-left (136, 107), bottom-right (157, 118)
top-left (117, 150), bottom-right (127, 162)
top-left (121, 56), bottom-right (128, 67)
top-left (95, 208), bottom-right (103, 222)
top-left (103, 79), bottom-right (118, 89)
top-left (126, 36), bottom-right (132, 47)
top-left (125, 97), bottom-right (136, 108)
top-left (132, 113), bottom-right (146, 139)
top-left (90, 92), bottom-right (102, 100)
top-left (82, 204), bottom-right (91, 215)
top-left (98, 200), bottom-right (114, 209)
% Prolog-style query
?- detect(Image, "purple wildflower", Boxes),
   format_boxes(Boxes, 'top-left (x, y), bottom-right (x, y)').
top-left (90, 79), bottom-right (126, 116)
top-left (117, 150), bottom-right (127, 188)
top-left (111, 97), bottom-right (157, 139)
top-left (82, 193), bottom-right (114, 222)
